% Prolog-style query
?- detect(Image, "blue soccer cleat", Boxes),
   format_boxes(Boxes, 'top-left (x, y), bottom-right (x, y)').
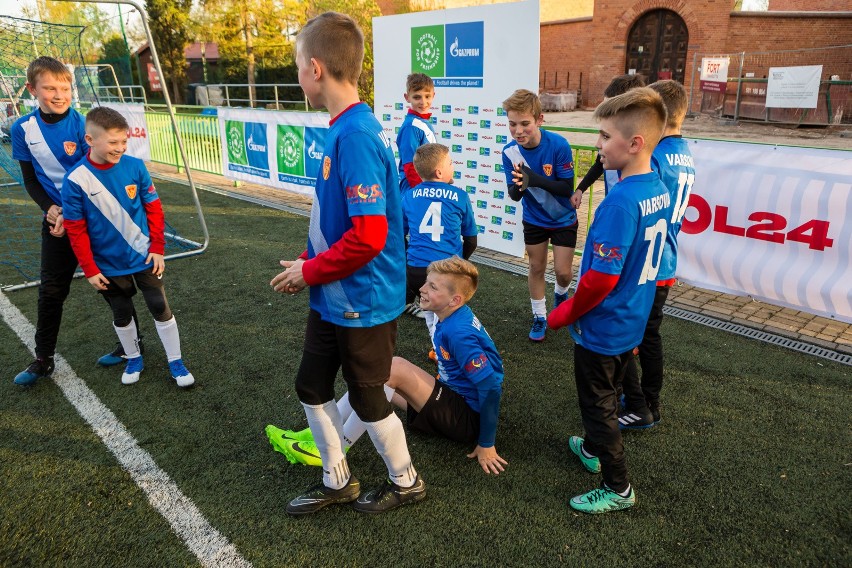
top-left (121, 356), bottom-right (144, 385)
top-left (168, 359), bottom-right (195, 388)
top-left (14, 357), bottom-right (55, 386)
top-left (529, 316), bottom-right (547, 342)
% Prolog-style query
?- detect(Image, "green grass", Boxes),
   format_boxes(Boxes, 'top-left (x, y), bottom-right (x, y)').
top-left (1, 181), bottom-right (850, 567)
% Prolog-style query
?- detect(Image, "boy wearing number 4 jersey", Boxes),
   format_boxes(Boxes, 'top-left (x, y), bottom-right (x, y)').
top-left (548, 88), bottom-right (671, 514)
top-left (618, 80), bottom-right (695, 430)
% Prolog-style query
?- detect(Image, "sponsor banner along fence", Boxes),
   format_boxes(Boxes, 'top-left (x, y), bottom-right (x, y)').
top-left (679, 139), bottom-right (851, 323)
top-left (217, 107), bottom-right (329, 196)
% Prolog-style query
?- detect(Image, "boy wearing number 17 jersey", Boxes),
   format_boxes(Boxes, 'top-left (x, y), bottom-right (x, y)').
top-left (548, 88), bottom-right (671, 514)
top-left (402, 143), bottom-right (477, 349)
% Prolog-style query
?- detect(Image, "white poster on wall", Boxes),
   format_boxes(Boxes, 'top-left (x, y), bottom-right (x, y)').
top-left (217, 107), bottom-right (329, 196)
top-left (677, 139), bottom-right (851, 323)
top-left (699, 57), bottom-right (729, 93)
top-left (765, 65), bottom-right (823, 108)
top-left (98, 102), bottom-right (151, 161)
top-left (373, 0), bottom-right (540, 257)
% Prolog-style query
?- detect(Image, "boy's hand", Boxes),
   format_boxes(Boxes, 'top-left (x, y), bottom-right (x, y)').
top-left (570, 190), bottom-right (583, 208)
top-left (87, 273), bottom-right (109, 291)
top-left (510, 163), bottom-right (524, 188)
top-left (467, 445), bottom-right (508, 475)
top-left (45, 204), bottom-right (62, 225)
top-left (49, 214), bottom-right (66, 238)
top-left (271, 259), bottom-right (306, 295)
top-left (146, 253), bottom-right (165, 277)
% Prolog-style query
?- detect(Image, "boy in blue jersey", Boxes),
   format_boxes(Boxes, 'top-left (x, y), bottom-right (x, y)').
top-left (548, 88), bottom-right (670, 514)
top-left (618, 80), bottom-right (695, 430)
top-left (61, 107), bottom-right (195, 388)
top-left (270, 12), bottom-right (424, 515)
top-left (397, 73), bottom-right (437, 318)
top-left (11, 57), bottom-right (140, 387)
top-left (572, 74), bottom-right (646, 209)
top-left (501, 89), bottom-right (577, 342)
top-left (403, 143), bottom-right (477, 354)
top-left (269, 257), bottom-right (508, 476)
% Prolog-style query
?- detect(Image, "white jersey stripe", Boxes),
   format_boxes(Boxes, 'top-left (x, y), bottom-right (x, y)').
top-left (21, 116), bottom-right (67, 189)
top-left (413, 119), bottom-right (436, 144)
top-left (67, 166), bottom-right (150, 258)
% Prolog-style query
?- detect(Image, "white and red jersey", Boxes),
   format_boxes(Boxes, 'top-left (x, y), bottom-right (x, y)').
top-left (61, 153), bottom-right (164, 277)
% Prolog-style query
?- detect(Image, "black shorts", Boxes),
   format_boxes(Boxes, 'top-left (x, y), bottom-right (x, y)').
top-left (405, 265), bottom-right (428, 304)
top-left (523, 221), bottom-right (578, 247)
top-left (302, 309), bottom-right (396, 388)
top-left (100, 267), bottom-right (165, 299)
top-left (407, 380), bottom-right (480, 445)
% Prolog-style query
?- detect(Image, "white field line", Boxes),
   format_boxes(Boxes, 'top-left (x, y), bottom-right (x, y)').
top-left (0, 291), bottom-right (251, 568)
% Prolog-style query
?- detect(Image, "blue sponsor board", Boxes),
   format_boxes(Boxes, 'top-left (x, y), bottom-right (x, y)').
top-left (446, 22), bottom-right (484, 78)
top-left (304, 127), bottom-right (325, 180)
top-left (230, 163), bottom-right (271, 178)
top-left (277, 172), bottom-right (316, 186)
top-left (434, 78), bottom-right (483, 88)
top-left (245, 122), bottom-right (269, 173)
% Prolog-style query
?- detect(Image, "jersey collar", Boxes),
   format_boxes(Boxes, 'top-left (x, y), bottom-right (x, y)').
top-left (329, 102), bottom-right (364, 126)
top-left (86, 150), bottom-right (115, 170)
top-left (407, 109), bottom-right (432, 120)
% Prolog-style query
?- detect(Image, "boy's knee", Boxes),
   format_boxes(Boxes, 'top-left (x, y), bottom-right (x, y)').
top-left (295, 376), bottom-right (335, 405)
top-left (348, 384), bottom-right (392, 422)
top-left (113, 316), bottom-right (133, 328)
top-left (152, 308), bottom-right (173, 323)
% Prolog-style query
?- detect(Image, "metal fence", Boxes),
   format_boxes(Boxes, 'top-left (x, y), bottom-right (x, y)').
top-left (687, 45), bottom-right (852, 125)
top-left (197, 83), bottom-right (308, 110)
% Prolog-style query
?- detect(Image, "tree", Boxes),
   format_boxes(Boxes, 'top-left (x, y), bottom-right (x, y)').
top-left (146, 0), bottom-right (192, 103)
top-left (98, 34), bottom-right (132, 87)
top-left (22, 1), bottom-right (113, 62)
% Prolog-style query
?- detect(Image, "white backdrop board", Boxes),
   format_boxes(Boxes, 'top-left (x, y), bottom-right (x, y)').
top-left (98, 102), bottom-right (151, 161)
top-left (373, 0), bottom-right (540, 257)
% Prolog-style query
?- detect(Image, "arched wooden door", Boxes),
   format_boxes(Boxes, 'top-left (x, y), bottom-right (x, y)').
top-left (625, 9), bottom-right (688, 83)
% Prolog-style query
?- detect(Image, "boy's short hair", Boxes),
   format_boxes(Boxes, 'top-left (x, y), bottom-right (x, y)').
top-left (502, 89), bottom-right (542, 118)
top-left (648, 80), bottom-right (688, 129)
top-left (603, 74), bottom-right (646, 98)
top-left (296, 12), bottom-right (363, 85)
top-left (427, 256), bottom-right (479, 302)
top-left (406, 73), bottom-right (434, 93)
top-left (27, 56), bottom-right (72, 86)
top-left (593, 87), bottom-right (667, 147)
top-left (86, 106), bottom-right (129, 132)
top-left (413, 143), bottom-right (448, 180)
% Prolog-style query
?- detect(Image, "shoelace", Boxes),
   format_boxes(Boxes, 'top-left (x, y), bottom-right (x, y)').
top-left (532, 318), bottom-right (546, 332)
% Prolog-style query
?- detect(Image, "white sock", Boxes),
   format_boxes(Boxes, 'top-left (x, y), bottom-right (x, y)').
top-left (340, 385), bottom-right (396, 450)
top-left (531, 298), bottom-right (547, 317)
top-left (114, 319), bottom-right (140, 358)
top-left (302, 400), bottom-right (349, 489)
top-left (154, 317), bottom-right (181, 362)
top-left (364, 413), bottom-right (417, 488)
top-left (605, 482), bottom-right (632, 497)
top-left (554, 283), bottom-right (570, 296)
top-left (424, 310), bottom-right (438, 343)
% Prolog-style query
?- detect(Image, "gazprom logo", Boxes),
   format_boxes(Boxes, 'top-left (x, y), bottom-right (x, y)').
top-left (505, 205), bottom-right (516, 215)
top-left (493, 189), bottom-right (504, 199)
top-left (382, 114), bottom-right (391, 121)
top-left (450, 36), bottom-right (480, 58)
top-left (491, 216), bottom-right (502, 225)
top-left (480, 120), bottom-right (491, 129)
top-left (453, 170), bottom-right (461, 179)
top-left (478, 174), bottom-right (488, 183)
top-left (497, 107), bottom-right (506, 116)
top-left (442, 131), bottom-right (451, 139)
top-left (466, 185), bottom-right (476, 194)
top-left (442, 105), bottom-right (452, 113)
top-left (468, 106), bottom-right (478, 115)
top-left (452, 144), bottom-right (462, 153)
top-left (476, 200), bottom-right (487, 209)
top-left (466, 160), bottom-right (477, 168)
top-left (502, 231), bottom-right (513, 241)
top-left (394, 102), bottom-right (403, 110)
top-left (468, 132), bottom-right (478, 141)
top-left (495, 164), bottom-right (504, 173)
top-left (497, 134), bottom-right (508, 144)
top-left (247, 134), bottom-right (266, 153)
top-left (453, 118), bottom-right (463, 127)
top-left (479, 147), bottom-right (490, 156)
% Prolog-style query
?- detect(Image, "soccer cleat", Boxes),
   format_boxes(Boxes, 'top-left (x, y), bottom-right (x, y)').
top-left (265, 424), bottom-right (314, 456)
top-left (404, 302), bottom-right (426, 319)
top-left (97, 337), bottom-right (144, 367)
top-left (428, 349), bottom-right (437, 362)
top-left (529, 316), bottom-right (547, 342)
top-left (351, 475), bottom-right (426, 514)
top-left (286, 476), bottom-right (360, 516)
top-left (121, 356), bottom-right (144, 385)
top-left (554, 291), bottom-right (569, 309)
top-left (618, 409), bottom-right (655, 430)
top-left (281, 439), bottom-right (324, 467)
top-left (569, 485), bottom-right (636, 514)
top-left (168, 359), bottom-right (195, 388)
top-left (13, 357), bottom-right (55, 386)
top-left (568, 436), bottom-right (601, 474)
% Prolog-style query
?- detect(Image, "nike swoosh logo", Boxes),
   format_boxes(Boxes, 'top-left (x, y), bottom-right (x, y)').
top-left (290, 497), bottom-right (325, 506)
top-left (28, 141), bottom-right (41, 146)
top-left (90, 191), bottom-right (102, 196)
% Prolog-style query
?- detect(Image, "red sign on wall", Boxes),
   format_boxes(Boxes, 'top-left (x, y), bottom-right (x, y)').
top-left (147, 62), bottom-right (162, 92)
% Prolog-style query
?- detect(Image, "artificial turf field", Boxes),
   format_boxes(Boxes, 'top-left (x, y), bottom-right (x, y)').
top-left (1, 180), bottom-right (849, 567)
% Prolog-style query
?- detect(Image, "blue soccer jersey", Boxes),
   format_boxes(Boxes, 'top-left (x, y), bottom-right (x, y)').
top-left (501, 129), bottom-right (576, 228)
top-left (433, 304), bottom-right (504, 413)
top-left (11, 109), bottom-right (88, 206)
top-left (61, 155), bottom-right (160, 277)
top-left (396, 111), bottom-right (436, 193)
top-left (308, 103), bottom-right (405, 327)
top-left (570, 172), bottom-right (671, 355)
top-left (652, 136), bottom-right (696, 280)
top-left (402, 181), bottom-right (477, 268)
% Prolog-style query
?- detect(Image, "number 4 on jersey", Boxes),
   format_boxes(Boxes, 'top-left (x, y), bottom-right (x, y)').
top-left (419, 202), bottom-right (445, 242)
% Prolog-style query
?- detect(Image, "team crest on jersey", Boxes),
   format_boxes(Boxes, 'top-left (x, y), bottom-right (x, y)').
top-left (593, 242), bottom-right (622, 262)
top-left (439, 345), bottom-right (450, 360)
top-left (543, 164), bottom-right (553, 176)
top-left (125, 184), bottom-right (138, 199)
top-left (63, 141), bottom-right (77, 156)
top-left (464, 353), bottom-right (488, 374)
top-left (322, 156), bottom-right (331, 180)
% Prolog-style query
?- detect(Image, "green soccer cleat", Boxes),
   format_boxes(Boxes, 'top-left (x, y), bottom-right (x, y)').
top-left (265, 425), bottom-right (311, 459)
top-left (568, 435), bottom-right (601, 474)
top-left (569, 485), bottom-right (636, 514)
top-left (281, 439), bottom-right (324, 467)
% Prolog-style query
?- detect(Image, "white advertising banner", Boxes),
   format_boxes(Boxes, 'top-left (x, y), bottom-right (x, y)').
top-left (373, 0), bottom-right (540, 257)
top-left (765, 65), bottom-right (823, 108)
top-left (99, 102), bottom-right (151, 161)
top-left (217, 107), bottom-right (329, 196)
top-left (678, 139), bottom-right (851, 323)
top-left (699, 57), bottom-right (729, 93)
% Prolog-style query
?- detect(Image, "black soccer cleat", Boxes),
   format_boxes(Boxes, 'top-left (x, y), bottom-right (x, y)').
top-left (351, 475), bottom-right (426, 514)
top-left (285, 476), bottom-right (360, 516)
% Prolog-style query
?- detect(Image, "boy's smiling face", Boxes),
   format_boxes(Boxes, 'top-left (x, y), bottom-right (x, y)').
top-left (404, 88), bottom-right (434, 115)
top-left (85, 125), bottom-right (128, 165)
top-left (28, 72), bottom-right (72, 115)
top-left (506, 110), bottom-right (543, 149)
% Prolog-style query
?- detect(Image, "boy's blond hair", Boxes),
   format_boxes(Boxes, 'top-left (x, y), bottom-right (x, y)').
top-left (593, 87), bottom-right (667, 147)
top-left (648, 80), bottom-right (688, 129)
top-left (502, 89), bottom-right (542, 118)
top-left (296, 12), bottom-right (363, 85)
top-left (27, 56), bottom-right (72, 86)
top-left (413, 143), bottom-right (448, 180)
top-left (406, 73), bottom-right (434, 94)
top-left (427, 256), bottom-right (479, 302)
top-left (86, 106), bottom-right (129, 132)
